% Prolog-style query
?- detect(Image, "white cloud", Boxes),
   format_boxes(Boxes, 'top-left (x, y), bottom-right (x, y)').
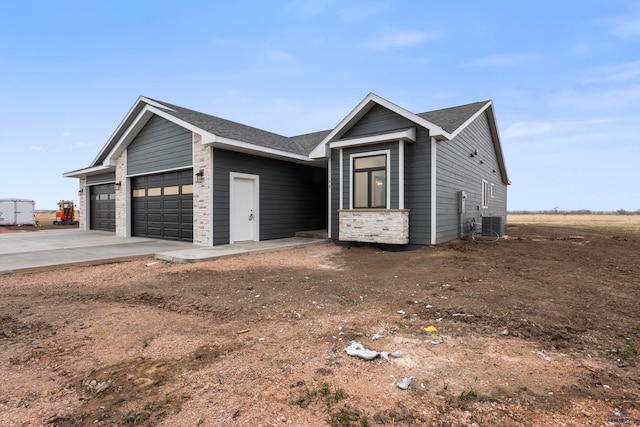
top-left (464, 52), bottom-right (540, 67)
top-left (549, 85), bottom-right (640, 111)
top-left (60, 131), bottom-right (72, 137)
top-left (610, 18), bottom-right (640, 38)
top-left (503, 121), bottom-right (553, 138)
top-left (286, 0), bottom-right (332, 18)
top-left (264, 48), bottom-right (293, 62)
top-left (73, 142), bottom-right (89, 148)
top-left (29, 146), bottom-right (42, 151)
top-left (366, 30), bottom-right (441, 50)
top-left (503, 117), bottom-right (618, 139)
top-left (583, 60), bottom-right (640, 84)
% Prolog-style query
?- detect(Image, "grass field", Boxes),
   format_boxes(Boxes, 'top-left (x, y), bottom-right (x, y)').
top-left (508, 214), bottom-right (640, 234)
top-left (28, 211), bottom-right (640, 234)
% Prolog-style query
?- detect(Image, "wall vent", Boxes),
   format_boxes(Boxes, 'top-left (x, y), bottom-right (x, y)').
top-left (482, 216), bottom-right (504, 237)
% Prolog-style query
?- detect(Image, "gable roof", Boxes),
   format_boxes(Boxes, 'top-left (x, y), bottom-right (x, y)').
top-left (64, 97), bottom-right (329, 178)
top-left (308, 93), bottom-right (509, 185)
top-left (64, 94), bottom-right (508, 185)
top-left (416, 100), bottom-right (490, 134)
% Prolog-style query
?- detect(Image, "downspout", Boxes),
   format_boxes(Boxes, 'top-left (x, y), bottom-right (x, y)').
top-left (327, 156), bottom-right (331, 239)
top-left (430, 137), bottom-right (437, 245)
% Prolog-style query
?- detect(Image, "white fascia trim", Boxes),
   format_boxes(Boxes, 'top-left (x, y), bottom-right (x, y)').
top-left (329, 127), bottom-right (416, 149)
top-left (90, 96), bottom-right (146, 166)
top-left (63, 164), bottom-right (113, 178)
top-left (485, 104), bottom-right (511, 185)
top-left (139, 97), bottom-right (176, 112)
top-left (431, 137), bottom-right (437, 245)
top-left (448, 101), bottom-right (492, 140)
top-left (204, 134), bottom-right (310, 162)
top-left (102, 104), bottom-right (217, 166)
top-left (91, 96), bottom-right (179, 166)
top-left (310, 93), bottom-right (451, 159)
top-left (149, 105), bottom-right (215, 141)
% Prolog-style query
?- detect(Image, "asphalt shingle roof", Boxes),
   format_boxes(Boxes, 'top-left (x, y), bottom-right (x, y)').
top-left (147, 97), bottom-right (489, 157)
top-left (416, 100), bottom-right (489, 134)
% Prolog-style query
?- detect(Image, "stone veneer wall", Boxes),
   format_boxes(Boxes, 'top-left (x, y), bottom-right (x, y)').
top-left (115, 150), bottom-right (127, 237)
top-left (338, 209), bottom-right (410, 244)
top-left (192, 133), bottom-right (212, 246)
top-left (78, 177), bottom-right (86, 230)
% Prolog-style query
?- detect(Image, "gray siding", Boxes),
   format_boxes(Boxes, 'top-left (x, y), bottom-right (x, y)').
top-left (343, 104), bottom-right (415, 138)
top-left (127, 115), bottom-right (192, 176)
top-left (212, 149), bottom-right (326, 245)
top-left (405, 127), bottom-right (432, 245)
top-left (331, 104), bottom-right (435, 245)
top-left (330, 149), bottom-right (340, 239)
top-left (86, 172), bottom-right (116, 185)
top-left (435, 111), bottom-right (507, 243)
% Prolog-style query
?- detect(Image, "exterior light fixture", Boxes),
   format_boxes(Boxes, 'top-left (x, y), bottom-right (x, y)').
top-left (195, 170), bottom-right (204, 184)
top-left (78, 188), bottom-right (84, 196)
top-left (114, 181), bottom-right (122, 190)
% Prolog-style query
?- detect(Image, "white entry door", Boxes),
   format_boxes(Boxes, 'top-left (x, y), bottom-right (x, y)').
top-left (230, 173), bottom-right (259, 243)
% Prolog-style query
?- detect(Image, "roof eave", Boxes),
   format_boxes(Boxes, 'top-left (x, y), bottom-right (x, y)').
top-left (101, 104), bottom-right (218, 166)
top-left (484, 103), bottom-right (511, 185)
top-left (310, 93), bottom-right (450, 159)
top-left (63, 164), bottom-right (114, 178)
top-left (203, 135), bottom-right (311, 163)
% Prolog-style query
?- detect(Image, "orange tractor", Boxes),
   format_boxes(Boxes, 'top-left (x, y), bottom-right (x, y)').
top-left (54, 200), bottom-right (78, 225)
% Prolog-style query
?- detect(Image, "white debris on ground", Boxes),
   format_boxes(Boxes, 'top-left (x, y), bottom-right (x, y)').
top-left (537, 350), bottom-right (552, 361)
top-left (397, 376), bottom-right (414, 390)
top-left (345, 341), bottom-right (403, 363)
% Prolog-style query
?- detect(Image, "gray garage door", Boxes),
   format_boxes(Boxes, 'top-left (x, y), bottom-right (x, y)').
top-left (132, 170), bottom-right (193, 242)
top-left (89, 183), bottom-right (116, 231)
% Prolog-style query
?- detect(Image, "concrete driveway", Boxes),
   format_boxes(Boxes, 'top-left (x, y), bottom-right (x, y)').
top-left (0, 229), bottom-right (327, 274)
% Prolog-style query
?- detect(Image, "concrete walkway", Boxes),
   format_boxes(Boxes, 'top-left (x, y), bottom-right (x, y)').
top-left (0, 229), bottom-right (327, 274)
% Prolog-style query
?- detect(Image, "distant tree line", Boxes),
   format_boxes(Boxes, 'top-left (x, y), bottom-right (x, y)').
top-left (508, 209), bottom-right (640, 215)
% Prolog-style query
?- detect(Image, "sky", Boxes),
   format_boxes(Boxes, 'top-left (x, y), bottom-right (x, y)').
top-left (1, 0), bottom-right (638, 211)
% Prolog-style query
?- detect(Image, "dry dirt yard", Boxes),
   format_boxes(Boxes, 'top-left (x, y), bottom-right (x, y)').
top-left (0, 222), bottom-right (638, 426)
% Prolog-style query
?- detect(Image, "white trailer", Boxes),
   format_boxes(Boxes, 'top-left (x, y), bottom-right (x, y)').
top-left (0, 199), bottom-right (36, 226)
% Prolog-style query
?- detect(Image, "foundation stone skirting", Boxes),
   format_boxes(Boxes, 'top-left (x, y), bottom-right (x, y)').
top-left (78, 177), bottom-right (86, 230)
top-left (339, 209), bottom-right (409, 244)
top-left (115, 151), bottom-right (127, 237)
top-left (192, 133), bottom-right (212, 246)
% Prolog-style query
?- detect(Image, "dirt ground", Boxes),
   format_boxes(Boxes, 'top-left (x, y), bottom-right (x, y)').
top-left (0, 221), bottom-right (638, 426)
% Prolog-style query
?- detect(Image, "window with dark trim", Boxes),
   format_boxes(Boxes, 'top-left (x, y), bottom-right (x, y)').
top-left (353, 154), bottom-right (387, 208)
top-left (481, 179), bottom-right (489, 208)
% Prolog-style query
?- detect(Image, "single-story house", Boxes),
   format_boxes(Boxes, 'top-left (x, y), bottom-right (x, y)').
top-left (64, 93), bottom-right (509, 247)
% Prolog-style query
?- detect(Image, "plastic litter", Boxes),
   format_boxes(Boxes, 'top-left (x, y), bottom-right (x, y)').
top-left (537, 350), bottom-right (551, 361)
top-left (425, 338), bottom-right (443, 345)
top-left (396, 310), bottom-right (406, 315)
top-left (380, 351), bottom-right (404, 363)
top-left (397, 376), bottom-right (414, 390)
top-left (423, 326), bottom-right (437, 332)
top-left (345, 341), bottom-right (403, 363)
top-left (371, 333), bottom-right (383, 341)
